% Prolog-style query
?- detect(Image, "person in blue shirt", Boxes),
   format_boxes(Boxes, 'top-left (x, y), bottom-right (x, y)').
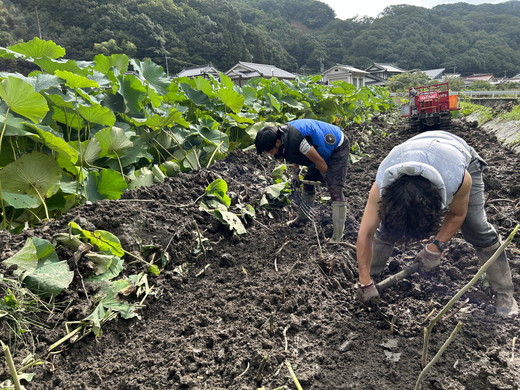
top-left (255, 119), bottom-right (350, 242)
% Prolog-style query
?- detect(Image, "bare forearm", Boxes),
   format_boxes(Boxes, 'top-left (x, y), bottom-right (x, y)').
top-left (435, 212), bottom-right (466, 243)
top-left (356, 235), bottom-right (373, 285)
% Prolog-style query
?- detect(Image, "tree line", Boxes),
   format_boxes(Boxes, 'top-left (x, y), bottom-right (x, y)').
top-left (1, 0), bottom-right (519, 77)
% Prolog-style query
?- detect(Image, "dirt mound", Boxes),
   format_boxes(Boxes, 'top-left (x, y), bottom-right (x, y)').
top-left (1, 120), bottom-right (519, 389)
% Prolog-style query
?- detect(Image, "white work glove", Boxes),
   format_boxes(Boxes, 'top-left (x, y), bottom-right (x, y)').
top-left (356, 280), bottom-right (379, 304)
top-left (416, 245), bottom-right (442, 272)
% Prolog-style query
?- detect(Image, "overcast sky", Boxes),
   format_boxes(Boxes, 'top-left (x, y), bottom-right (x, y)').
top-left (319, 0), bottom-right (513, 19)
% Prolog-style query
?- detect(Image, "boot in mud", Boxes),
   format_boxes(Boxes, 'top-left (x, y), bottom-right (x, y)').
top-left (287, 191), bottom-right (315, 227)
top-left (329, 201), bottom-right (347, 243)
top-left (370, 234), bottom-right (395, 278)
top-left (475, 242), bottom-right (519, 316)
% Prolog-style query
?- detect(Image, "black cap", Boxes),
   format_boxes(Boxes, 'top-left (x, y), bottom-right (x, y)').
top-left (255, 126), bottom-right (278, 154)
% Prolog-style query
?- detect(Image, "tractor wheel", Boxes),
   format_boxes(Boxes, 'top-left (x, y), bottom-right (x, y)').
top-left (439, 116), bottom-right (451, 130)
top-left (408, 118), bottom-right (420, 132)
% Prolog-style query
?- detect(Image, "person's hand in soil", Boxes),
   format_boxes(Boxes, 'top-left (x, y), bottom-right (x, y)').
top-left (416, 243), bottom-right (442, 271)
top-left (356, 280), bottom-right (379, 303)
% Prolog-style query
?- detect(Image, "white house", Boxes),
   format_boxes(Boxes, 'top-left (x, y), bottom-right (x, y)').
top-left (321, 64), bottom-right (367, 87)
top-left (225, 62), bottom-right (297, 86)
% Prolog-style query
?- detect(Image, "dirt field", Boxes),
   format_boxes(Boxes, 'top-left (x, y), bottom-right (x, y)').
top-left (1, 119), bottom-right (519, 389)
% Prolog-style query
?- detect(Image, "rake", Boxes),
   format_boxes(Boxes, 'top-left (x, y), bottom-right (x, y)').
top-left (289, 179), bottom-right (323, 221)
top-left (290, 188), bottom-right (318, 221)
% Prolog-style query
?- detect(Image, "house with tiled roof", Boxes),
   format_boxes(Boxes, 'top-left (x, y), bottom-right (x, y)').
top-left (225, 62), bottom-right (297, 86)
top-left (463, 73), bottom-right (497, 86)
top-left (321, 64), bottom-right (367, 87)
top-left (364, 63), bottom-right (406, 85)
top-left (176, 63), bottom-right (220, 79)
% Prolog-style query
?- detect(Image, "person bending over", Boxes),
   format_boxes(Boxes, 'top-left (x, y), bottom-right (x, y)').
top-left (255, 119), bottom-right (350, 242)
top-left (356, 130), bottom-right (518, 316)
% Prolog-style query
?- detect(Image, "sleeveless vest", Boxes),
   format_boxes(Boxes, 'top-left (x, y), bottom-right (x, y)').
top-left (376, 131), bottom-right (473, 208)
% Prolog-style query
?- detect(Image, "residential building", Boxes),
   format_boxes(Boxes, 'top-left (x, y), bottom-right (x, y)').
top-left (321, 64), bottom-right (367, 87)
top-left (225, 62), bottom-right (297, 86)
top-left (364, 63), bottom-right (406, 85)
top-left (176, 63), bottom-right (220, 79)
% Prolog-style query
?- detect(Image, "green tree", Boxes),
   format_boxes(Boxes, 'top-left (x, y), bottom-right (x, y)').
top-left (385, 70), bottom-right (431, 92)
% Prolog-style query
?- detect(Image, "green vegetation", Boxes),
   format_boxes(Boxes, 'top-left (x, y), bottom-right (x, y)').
top-left (1, 0), bottom-right (520, 76)
top-left (0, 38), bottom-right (393, 231)
top-left (459, 101), bottom-right (494, 125)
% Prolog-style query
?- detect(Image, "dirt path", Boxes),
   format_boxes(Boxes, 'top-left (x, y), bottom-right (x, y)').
top-left (1, 119), bottom-right (519, 389)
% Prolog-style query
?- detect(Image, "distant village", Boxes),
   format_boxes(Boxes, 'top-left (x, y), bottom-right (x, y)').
top-left (176, 61), bottom-right (520, 88)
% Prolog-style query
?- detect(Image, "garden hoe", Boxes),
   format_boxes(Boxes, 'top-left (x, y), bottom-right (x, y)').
top-left (376, 262), bottom-right (421, 292)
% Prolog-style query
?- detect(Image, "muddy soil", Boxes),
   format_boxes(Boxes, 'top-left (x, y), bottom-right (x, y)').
top-left (1, 119), bottom-right (519, 390)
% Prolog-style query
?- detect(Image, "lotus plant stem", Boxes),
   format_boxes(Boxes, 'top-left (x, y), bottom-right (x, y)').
top-left (0, 107), bottom-right (9, 157)
top-left (415, 321), bottom-right (463, 390)
top-left (31, 185), bottom-right (50, 220)
top-left (285, 360), bottom-right (303, 390)
top-left (207, 141), bottom-right (224, 168)
top-left (1, 340), bottom-right (22, 390)
top-left (421, 224), bottom-right (518, 368)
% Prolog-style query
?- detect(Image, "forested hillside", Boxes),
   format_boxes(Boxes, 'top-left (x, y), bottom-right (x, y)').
top-left (1, 0), bottom-right (520, 76)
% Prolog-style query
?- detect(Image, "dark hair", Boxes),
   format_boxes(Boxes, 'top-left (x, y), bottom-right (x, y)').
top-left (379, 175), bottom-right (444, 242)
top-left (255, 126), bottom-right (279, 154)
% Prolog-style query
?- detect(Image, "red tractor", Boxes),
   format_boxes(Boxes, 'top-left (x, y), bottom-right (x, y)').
top-left (401, 82), bottom-right (460, 132)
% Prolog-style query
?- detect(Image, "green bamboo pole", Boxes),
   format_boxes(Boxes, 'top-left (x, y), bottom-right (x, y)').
top-left (421, 224), bottom-right (518, 368)
top-left (415, 321), bottom-right (463, 390)
top-left (1, 340), bottom-right (22, 390)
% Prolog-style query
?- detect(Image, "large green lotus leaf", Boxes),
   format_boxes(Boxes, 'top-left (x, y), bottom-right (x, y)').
top-left (142, 109), bottom-right (189, 129)
top-left (86, 169), bottom-right (127, 201)
top-left (70, 138), bottom-right (102, 166)
top-left (218, 72), bottom-right (235, 89)
top-left (1, 191), bottom-right (40, 209)
top-left (94, 53), bottom-right (129, 75)
top-left (118, 74), bottom-right (147, 113)
top-left (0, 47), bottom-right (23, 60)
top-left (0, 113), bottom-right (34, 136)
top-left (24, 260), bottom-right (74, 298)
top-left (77, 104), bottom-right (116, 126)
top-left (105, 137), bottom-right (152, 170)
top-left (2, 238), bottom-right (39, 275)
top-left (227, 112), bottom-right (255, 124)
top-left (34, 58), bottom-right (85, 76)
top-left (130, 58), bottom-right (170, 95)
top-left (180, 82), bottom-right (210, 106)
top-left (198, 127), bottom-right (229, 153)
top-left (46, 92), bottom-right (75, 108)
top-left (194, 77), bottom-right (215, 97)
top-left (55, 70), bottom-right (99, 89)
top-left (52, 106), bottom-right (85, 130)
top-left (9, 37), bottom-right (66, 59)
top-left (27, 123), bottom-right (79, 164)
top-left (95, 126), bottom-right (133, 158)
top-left (26, 73), bottom-right (62, 93)
top-left (241, 85), bottom-right (257, 105)
top-left (0, 152), bottom-right (62, 205)
top-left (217, 88), bottom-right (245, 114)
top-left (0, 76), bottom-right (49, 123)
